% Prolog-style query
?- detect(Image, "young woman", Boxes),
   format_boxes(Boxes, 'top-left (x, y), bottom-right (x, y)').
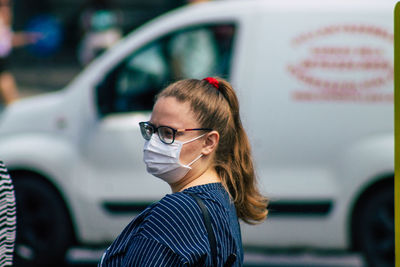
top-left (99, 77), bottom-right (268, 267)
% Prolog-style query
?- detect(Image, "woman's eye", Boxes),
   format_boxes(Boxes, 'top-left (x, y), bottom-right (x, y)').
top-left (162, 129), bottom-right (173, 138)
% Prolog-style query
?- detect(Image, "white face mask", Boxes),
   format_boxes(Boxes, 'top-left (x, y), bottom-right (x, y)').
top-left (143, 133), bottom-right (205, 184)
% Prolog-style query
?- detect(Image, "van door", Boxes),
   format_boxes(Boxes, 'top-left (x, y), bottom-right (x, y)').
top-left (239, 6), bottom-right (393, 248)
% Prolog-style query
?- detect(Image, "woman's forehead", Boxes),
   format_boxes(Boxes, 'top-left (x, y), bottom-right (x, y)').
top-left (151, 97), bottom-right (197, 128)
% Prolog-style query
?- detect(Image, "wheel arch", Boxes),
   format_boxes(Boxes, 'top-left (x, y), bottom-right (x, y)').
top-left (9, 167), bottom-right (79, 246)
top-left (349, 173), bottom-right (394, 251)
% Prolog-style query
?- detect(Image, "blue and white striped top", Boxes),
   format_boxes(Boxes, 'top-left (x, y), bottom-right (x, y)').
top-left (99, 183), bottom-right (243, 266)
top-left (0, 161), bottom-right (16, 267)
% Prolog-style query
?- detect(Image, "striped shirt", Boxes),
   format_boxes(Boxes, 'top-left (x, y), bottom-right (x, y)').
top-left (0, 161), bottom-right (16, 267)
top-left (99, 183), bottom-right (243, 267)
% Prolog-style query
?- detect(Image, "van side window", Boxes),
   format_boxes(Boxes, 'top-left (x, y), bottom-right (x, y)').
top-left (96, 24), bottom-right (236, 115)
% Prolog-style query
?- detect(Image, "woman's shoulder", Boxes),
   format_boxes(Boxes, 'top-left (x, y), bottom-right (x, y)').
top-left (136, 184), bottom-right (226, 235)
top-left (129, 191), bottom-right (208, 259)
top-left (144, 191), bottom-right (202, 229)
top-left (137, 184), bottom-right (230, 240)
top-left (0, 161), bottom-right (12, 182)
top-left (0, 160), bottom-right (8, 173)
top-left (149, 183), bottom-right (229, 222)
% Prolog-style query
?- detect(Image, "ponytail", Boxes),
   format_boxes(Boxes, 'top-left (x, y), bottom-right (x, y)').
top-left (213, 78), bottom-right (268, 224)
top-left (157, 78), bottom-right (268, 224)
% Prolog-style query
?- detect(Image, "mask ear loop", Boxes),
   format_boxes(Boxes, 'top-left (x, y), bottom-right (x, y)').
top-left (187, 154), bottom-right (203, 167)
top-left (182, 133), bottom-right (206, 167)
top-left (182, 133), bottom-right (207, 144)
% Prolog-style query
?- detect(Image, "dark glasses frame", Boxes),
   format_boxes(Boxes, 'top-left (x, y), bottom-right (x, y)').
top-left (139, 121), bottom-right (212, 144)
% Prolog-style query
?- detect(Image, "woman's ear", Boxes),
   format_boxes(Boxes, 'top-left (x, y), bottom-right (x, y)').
top-left (202, 131), bottom-right (219, 156)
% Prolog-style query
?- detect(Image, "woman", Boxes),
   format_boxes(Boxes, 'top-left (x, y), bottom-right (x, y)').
top-left (99, 77), bottom-right (268, 266)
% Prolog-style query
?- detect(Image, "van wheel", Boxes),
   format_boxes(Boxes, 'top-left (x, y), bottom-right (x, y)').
top-left (12, 175), bottom-right (73, 266)
top-left (353, 184), bottom-right (394, 267)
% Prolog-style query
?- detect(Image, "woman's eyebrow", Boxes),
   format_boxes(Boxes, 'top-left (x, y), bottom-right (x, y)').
top-left (153, 121), bottom-right (183, 129)
top-left (149, 121), bottom-right (163, 128)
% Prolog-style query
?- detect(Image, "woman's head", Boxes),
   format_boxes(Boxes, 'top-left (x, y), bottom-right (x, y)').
top-left (149, 96), bottom-right (217, 167)
top-left (154, 77), bottom-right (268, 224)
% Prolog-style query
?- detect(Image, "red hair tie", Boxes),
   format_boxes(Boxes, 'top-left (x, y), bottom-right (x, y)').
top-left (203, 77), bottom-right (219, 90)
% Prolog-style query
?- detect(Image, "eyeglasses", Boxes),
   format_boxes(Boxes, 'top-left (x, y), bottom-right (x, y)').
top-left (139, 121), bottom-right (212, 144)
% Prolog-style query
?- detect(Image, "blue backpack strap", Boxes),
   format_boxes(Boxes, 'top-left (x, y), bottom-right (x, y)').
top-left (188, 192), bottom-right (218, 267)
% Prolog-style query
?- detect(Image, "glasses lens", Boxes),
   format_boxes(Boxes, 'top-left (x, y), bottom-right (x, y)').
top-left (158, 126), bottom-right (174, 144)
top-left (140, 122), bottom-right (153, 140)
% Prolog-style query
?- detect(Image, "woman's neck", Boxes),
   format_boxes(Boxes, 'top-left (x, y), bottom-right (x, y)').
top-left (170, 167), bottom-right (220, 193)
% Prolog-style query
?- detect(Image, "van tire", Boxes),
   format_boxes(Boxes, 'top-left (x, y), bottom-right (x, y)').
top-left (12, 175), bottom-right (73, 266)
top-left (353, 184), bottom-right (394, 267)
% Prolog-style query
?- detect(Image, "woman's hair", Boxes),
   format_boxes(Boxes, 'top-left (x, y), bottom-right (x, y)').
top-left (156, 77), bottom-right (268, 224)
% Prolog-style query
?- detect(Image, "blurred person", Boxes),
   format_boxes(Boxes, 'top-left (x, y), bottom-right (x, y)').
top-left (0, 0), bottom-right (41, 106)
top-left (78, 0), bottom-right (122, 66)
top-left (99, 77), bottom-right (268, 266)
top-left (0, 161), bottom-right (16, 267)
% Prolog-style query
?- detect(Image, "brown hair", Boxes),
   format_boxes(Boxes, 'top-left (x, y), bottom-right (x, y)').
top-left (156, 77), bottom-right (268, 224)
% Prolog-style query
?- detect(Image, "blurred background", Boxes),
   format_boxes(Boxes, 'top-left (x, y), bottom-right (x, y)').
top-left (9, 0), bottom-right (185, 98)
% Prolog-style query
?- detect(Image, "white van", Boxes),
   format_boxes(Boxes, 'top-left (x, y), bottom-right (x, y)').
top-left (0, 0), bottom-right (394, 266)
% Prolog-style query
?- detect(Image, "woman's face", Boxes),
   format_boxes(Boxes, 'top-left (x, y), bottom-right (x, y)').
top-left (150, 96), bottom-right (204, 165)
